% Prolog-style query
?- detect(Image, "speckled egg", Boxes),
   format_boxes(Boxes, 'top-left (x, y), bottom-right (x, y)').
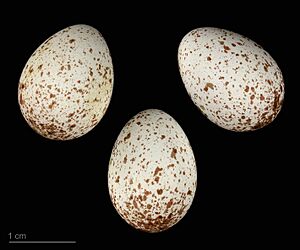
top-left (108, 109), bottom-right (197, 232)
top-left (178, 27), bottom-right (284, 132)
top-left (18, 24), bottom-right (113, 140)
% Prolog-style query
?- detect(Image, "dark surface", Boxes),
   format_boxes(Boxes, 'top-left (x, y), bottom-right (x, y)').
top-left (2, 3), bottom-right (296, 248)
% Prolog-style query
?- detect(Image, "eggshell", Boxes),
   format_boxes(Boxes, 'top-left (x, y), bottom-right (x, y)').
top-left (178, 27), bottom-right (284, 132)
top-left (18, 24), bottom-right (113, 140)
top-left (108, 109), bottom-right (197, 232)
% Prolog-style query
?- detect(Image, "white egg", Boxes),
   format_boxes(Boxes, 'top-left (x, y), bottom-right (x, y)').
top-left (108, 109), bottom-right (197, 232)
top-left (18, 24), bottom-right (113, 140)
top-left (178, 27), bottom-right (284, 132)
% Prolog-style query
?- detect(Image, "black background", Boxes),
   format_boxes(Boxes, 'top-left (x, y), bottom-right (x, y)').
top-left (2, 2), bottom-right (297, 249)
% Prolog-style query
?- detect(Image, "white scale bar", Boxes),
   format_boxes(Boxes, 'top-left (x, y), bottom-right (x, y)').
top-left (9, 241), bottom-right (76, 244)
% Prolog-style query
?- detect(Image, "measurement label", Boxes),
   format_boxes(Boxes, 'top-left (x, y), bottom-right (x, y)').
top-left (8, 232), bottom-right (27, 240)
top-left (8, 232), bottom-right (76, 244)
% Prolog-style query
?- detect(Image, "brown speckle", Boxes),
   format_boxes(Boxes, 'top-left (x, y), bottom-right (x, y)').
top-left (204, 82), bottom-right (214, 91)
top-left (124, 133), bottom-right (131, 142)
top-left (171, 148), bottom-right (177, 159)
top-left (167, 164), bottom-right (175, 168)
top-left (48, 101), bottom-right (56, 109)
top-left (166, 199), bottom-right (173, 209)
top-left (19, 93), bottom-right (25, 105)
top-left (133, 200), bottom-right (138, 209)
top-left (154, 166), bottom-right (163, 176)
top-left (157, 189), bottom-right (163, 195)
top-left (224, 45), bottom-right (230, 51)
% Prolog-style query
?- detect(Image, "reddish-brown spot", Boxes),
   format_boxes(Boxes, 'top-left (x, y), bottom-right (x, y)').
top-left (187, 190), bottom-right (192, 195)
top-left (264, 65), bottom-right (269, 72)
top-left (260, 94), bottom-right (265, 101)
top-left (147, 204), bottom-right (152, 209)
top-left (250, 95), bottom-right (255, 100)
top-left (207, 56), bottom-right (211, 61)
top-left (144, 190), bottom-right (151, 196)
top-left (115, 176), bottom-right (120, 183)
top-left (133, 200), bottom-right (138, 209)
top-left (245, 86), bottom-right (249, 92)
top-left (167, 164), bottom-right (175, 168)
top-left (204, 82), bottom-right (214, 92)
top-left (154, 166), bottom-right (163, 176)
top-left (69, 39), bottom-right (75, 43)
top-left (124, 133), bottom-right (131, 142)
top-left (157, 189), bottom-right (163, 195)
top-left (171, 148), bottom-right (177, 159)
top-left (48, 101), bottom-right (56, 109)
top-left (154, 176), bottom-right (159, 183)
top-left (272, 91), bottom-right (281, 113)
top-left (161, 135), bottom-right (166, 139)
top-left (166, 199), bottom-right (173, 209)
top-left (123, 155), bottom-right (127, 164)
top-left (20, 83), bottom-right (25, 90)
top-left (224, 45), bottom-right (230, 51)
top-left (19, 93), bottom-right (25, 105)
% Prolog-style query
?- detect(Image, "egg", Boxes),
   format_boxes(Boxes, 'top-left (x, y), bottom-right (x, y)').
top-left (18, 24), bottom-right (113, 140)
top-left (108, 109), bottom-right (197, 232)
top-left (178, 27), bottom-right (284, 132)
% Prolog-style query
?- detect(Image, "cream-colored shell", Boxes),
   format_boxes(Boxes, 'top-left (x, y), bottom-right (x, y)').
top-left (108, 109), bottom-right (197, 232)
top-left (18, 24), bottom-right (113, 140)
top-left (178, 27), bottom-right (284, 131)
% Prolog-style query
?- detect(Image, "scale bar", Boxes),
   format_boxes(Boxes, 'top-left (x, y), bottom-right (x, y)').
top-left (9, 241), bottom-right (76, 244)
